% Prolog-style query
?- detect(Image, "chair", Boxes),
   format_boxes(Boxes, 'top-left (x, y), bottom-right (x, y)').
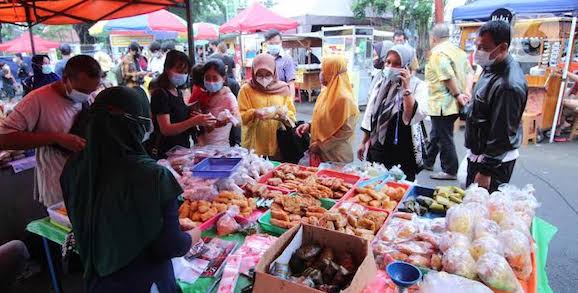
top-left (522, 112), bottom-right (540, 146)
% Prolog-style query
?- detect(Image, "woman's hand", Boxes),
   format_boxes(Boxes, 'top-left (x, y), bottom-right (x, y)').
top-left (296, 123), bottom-right (310, 137)
top-left (189, 113), bottom-right (217, 126)
top-left (399, 68), bottom-right (411, 90)
top-left (357, 142), bottom-right (368, 161)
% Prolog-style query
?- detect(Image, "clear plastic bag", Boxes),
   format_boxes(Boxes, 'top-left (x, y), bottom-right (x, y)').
top-left (463, 183), bottom-right (490, 205)
top-left (476, 252), bottom-right (523, 292)
top-left (498, 230), bottom-right (533, 280)
top-left (439, 232), bottom-right (470, 253)
top-left (442, 247), bottom-right (477, 279)
top-left (446, 205), bottom-right (475, 239)
top-left (217, 109), bottom-right (240, 126)
top-left (217, 206), bottom-right (241, 236)
top-left (487, 191), bottom-right (514, 224)
top-left (474, 219), bottom-right (501, 240)
top-left (470, 236), bottom-right (503, 261)
top-left (419, 271), bottom-right (493, 293)
top-left (499, 214), bottom-right (531, 239)
top-left (463, 202), bottom-right (490, 222)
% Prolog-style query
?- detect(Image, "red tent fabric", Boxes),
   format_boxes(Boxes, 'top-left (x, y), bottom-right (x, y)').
top-left (219, 2), bottom-right (298, 34)
top-left (0, 33), bottom-right (60, 53)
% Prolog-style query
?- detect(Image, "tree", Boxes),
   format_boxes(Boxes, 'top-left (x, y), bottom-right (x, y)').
top-left (168, 0), bottom-right (226, 25)
top-left (352, 0), bottom-right (433, 67)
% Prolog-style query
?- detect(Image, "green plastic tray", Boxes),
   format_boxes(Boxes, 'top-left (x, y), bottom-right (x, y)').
top-left (258, 198), bottom-right (335, 236)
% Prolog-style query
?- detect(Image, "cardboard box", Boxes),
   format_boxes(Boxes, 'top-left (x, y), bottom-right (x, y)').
top-left (254, 224), bottom-right (377, 293)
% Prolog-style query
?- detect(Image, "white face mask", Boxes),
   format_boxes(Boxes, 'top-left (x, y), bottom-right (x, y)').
top-left (474, 46), bottom-right (500, 67)
top-left (65, 82), bottom-right (91, 104)
top-left (256, 76), bottom-right (273, 88)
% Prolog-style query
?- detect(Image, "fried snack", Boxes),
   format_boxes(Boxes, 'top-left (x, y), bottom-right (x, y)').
top-left (271, 218), bottom-right (295, 229)
top-left (178, 201), bottom-right (190, 218)
top-left (179, 191), bottom-right (255, 224)
top-left (272, 209), bottom-right (290, 222)
top-left (269, 194), bottom-right (327, 229)
top-left (348, 185), bottom-right (408, 212)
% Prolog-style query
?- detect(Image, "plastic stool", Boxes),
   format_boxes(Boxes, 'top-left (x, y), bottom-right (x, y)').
top-left (522, 112), bottom-right (539, 146)
top-left (294, 85), bottom-right (302, 103)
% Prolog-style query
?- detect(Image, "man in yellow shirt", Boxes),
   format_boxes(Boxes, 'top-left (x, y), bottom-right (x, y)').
top-left (424, 24), bottom-right (472, 180)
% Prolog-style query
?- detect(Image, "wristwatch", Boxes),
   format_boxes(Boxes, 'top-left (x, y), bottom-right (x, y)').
top-left (403, 89), bottom-right (412, 97)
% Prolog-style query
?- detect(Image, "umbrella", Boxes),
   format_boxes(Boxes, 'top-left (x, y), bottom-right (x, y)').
top-left (220, 2), bottom-right (299, 34)
top-left (0, 32), bottom-right (60, 53)
top-left (89, 9), bottom-right (186, 39)
top-left (193, 22), bottom-right (219, 40)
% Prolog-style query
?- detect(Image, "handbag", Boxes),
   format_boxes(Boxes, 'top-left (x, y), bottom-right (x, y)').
top-left (143, 131), bottom-right (164, 160)
top-left (276, 121), bottom-right (310, 164)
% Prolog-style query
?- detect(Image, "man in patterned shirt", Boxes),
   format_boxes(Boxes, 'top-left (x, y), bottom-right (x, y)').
top-left (424, 23), bottom-right (473, 180)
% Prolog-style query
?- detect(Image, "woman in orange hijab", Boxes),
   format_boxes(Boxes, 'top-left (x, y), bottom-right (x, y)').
top-left (296, 55), bottom-right (359, 163)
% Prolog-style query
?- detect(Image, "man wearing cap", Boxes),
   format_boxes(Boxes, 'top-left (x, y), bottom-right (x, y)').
top-left (55, 43), bottom-right (73, 77)
top-left (424, 24), bottom-right (473, 180)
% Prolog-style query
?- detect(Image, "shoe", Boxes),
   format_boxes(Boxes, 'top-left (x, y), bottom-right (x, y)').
top-left (430, 172), bottom-right (457, 180)
top-left (423, 165), bottom-right (434, 171)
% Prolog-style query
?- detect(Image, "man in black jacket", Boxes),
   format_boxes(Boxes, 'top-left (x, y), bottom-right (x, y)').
top-left (464, 20), bottom-right (528, 192)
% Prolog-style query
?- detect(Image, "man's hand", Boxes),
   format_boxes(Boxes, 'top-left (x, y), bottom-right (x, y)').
top-left (357, 142), bottom-right (368, 161)
top-left (457, 93), bottom-right (471, 106)
top-left (474, 172), bottom-right (491, 189)
top-left (55, 133), bottom-right (86, 152)
top-left (295, 123), bottom-right (310, 137)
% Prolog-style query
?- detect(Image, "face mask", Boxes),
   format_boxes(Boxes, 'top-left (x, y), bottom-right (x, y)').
top-left (474, 46), bottom-right (500, 67)
top-left (256, 76), bottom-right (273, 88)
top-left (268, 44), bottom-right (281, 55)
top-left (204, 80), bottom-right (223, 93)
top-left (42, 64), bottom-right (53, 74)
top-left (170, 73), bottom-right (188, 87)
top-left (65, 82), bottom-right (91, 103)
top-left (383, 66), bottom-right (402, 80)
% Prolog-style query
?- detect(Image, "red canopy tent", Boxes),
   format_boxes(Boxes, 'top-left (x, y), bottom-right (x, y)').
top-left (219, 2), bottom-right (298, 34)
top-left (0, 32), bottom-right (60, 53)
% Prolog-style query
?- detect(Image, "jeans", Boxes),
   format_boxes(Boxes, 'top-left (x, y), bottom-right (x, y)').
top-left (425, 115), bottom-right (459, 175)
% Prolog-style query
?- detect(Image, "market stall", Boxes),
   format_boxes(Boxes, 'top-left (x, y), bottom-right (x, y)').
top-left (29, 144), bottom-right (556, 293)
top-left (453, 0), bottom-right (578, 141)
top-left (282, 32), bottom-right (323, 102)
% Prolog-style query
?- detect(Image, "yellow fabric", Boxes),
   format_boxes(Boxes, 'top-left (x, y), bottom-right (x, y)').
top-left (311, 55), bottom-right (359, 143)
top-left (425, 40), bottom-right (471, 116)
top-left (238, 84), bottom-right (296, 156)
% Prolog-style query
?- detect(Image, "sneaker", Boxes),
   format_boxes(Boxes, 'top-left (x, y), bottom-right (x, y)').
top-left (430, 172), bottom-right (457, 180)
top-left (422, 165), bottom-right (434, 171)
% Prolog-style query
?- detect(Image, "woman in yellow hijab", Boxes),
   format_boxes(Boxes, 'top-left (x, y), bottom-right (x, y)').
top-left (296, 55), bottom-right (359, 163)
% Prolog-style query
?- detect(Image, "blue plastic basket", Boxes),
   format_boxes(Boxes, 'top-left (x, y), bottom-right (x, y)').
top-left (398, 185), bottom-right (446, 218)
top-left (191, 158), bottom-right (242, 178)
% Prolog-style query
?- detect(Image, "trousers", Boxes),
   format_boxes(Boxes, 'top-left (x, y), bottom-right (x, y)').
top-left (425, 114), bottom-right (459, 174)
top-left (466, 159), bottom-right (516, 193)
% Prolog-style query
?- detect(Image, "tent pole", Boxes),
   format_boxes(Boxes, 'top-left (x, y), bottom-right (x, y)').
top-left (549, 16), bottom-right (577, 143)
top-left (185, 0), bottom-right (196, 65)
top-left (25, 6), bottom-right (36, 55)
top-left (239, 33), bottom-right (245, 80)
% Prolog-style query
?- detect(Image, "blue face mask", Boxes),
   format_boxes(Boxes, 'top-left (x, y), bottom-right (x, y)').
top-left (169, 73), bottom-right (188, 87)
top-left (268, 44), bottom-right (281, 55)
top-left (204, 80), bottom-right (223, 93)
top-left (42, 64), bottom-right (53, 74)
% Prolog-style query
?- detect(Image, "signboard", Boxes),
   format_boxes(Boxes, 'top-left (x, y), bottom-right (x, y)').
top-left (109, 34), bottom-right (154, 47)
top-left (491, 8), bottom-right (515, 24)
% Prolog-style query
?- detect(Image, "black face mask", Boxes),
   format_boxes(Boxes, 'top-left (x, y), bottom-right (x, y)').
top-left (373, 58), bottom-right (385, 70)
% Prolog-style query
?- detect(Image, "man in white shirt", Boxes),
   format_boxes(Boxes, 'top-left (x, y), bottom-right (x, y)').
top-left (0, 55), bottom-right (102, 207)
top-left (147, 41), bottom-right (165, 76)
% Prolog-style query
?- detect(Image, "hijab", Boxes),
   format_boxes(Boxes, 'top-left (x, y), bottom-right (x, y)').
top-left (60, 87), bottom-right (183, 278)
top-left (370, 44), bottom-right (415, 145)
top-left (311, 55), bottom-right (359, 143)
top-left (249, 53), bottom-right (291, 96)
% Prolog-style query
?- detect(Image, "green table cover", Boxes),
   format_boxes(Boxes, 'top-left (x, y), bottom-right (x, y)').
top-left (26, 215), bottom-right (557, 293)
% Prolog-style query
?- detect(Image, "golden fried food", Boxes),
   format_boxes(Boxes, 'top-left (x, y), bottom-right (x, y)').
top-left (348, 184), bottom-right (407, 211)
top-left (271, 218), bottom-right (295, 229)
top-left (179, 191), bottom-right (255, 224)
top-left (269, 194), bottom-right (327, 229)
top-left (178, 201), bottom-right (190, 218)
top-left (271, 209), bottom-right (290, 221)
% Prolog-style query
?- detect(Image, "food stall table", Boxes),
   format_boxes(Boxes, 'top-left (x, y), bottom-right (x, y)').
top-left (26, 218), bottom-right (254, 293)
top-left (295, 67), bottom-right (321, 102)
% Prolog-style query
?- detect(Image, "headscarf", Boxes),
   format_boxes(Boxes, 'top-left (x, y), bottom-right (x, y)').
top-left (60, 87), bottom-right (183, 278)
top-left (311, 55), bottom-right (359, 143)
top-left (370, 44), bottom-right (415, 145)
top-left (374, 40), bottom-right (395, 60)
top-left (249, 53), bottom-right (291, 96)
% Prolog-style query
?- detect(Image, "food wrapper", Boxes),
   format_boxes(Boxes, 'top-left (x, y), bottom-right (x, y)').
top-left (470, 236), bottom-right (503, 261)
top-left (217, 206), bottom-right (241, 236)
top-left (463, 183), bottom-right (490, 205)
top-left (439, 232), bottom-right (470, 253)
top-left (217, 254), bottom-right (242, 293)
top-left (420, 271), bottom-right (493, 293)
top-left (499, 214), bottom-right (531, 239)
top-left (442, 247), bottom-right (477, 279)
top-left (446, 205), bottom-right (475, 239)
top-left (474, 219), bottom-right (501, 240)
top-left (232, 234), bottom-right (277, 274)
top-left (498, 230), bottom-right (533, 280)
top-left (476, 253), bottom-right (523, 292)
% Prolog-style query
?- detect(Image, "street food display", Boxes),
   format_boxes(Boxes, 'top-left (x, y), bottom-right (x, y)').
top-left (178, 191), bottom-right (257, 229)
top-left (346, 185), bottom-right (406, 211)
top-left (295, 175), bottom-right (354, 200)
top-left (262, 164), bottom-right (318, 190)
top-left (269, 194), bottom-right (327, 229)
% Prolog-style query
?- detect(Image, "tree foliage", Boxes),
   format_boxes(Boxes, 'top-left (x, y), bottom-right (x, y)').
top-left (168, 0), bottom-right (226, 25)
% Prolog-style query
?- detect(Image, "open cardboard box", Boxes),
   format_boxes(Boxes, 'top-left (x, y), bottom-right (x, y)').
top-left (254, 224), bottom-right (377, 293)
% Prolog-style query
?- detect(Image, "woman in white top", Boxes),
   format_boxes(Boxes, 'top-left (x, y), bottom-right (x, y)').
top-left (197, 59), bottom-right (240, 146)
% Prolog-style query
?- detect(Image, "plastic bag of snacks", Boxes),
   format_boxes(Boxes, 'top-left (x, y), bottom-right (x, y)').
top-left (442, 247), bottom-right (477, 279)
top-left (476, 252), bottom-right (523, 292)
top-left (473, 219), bottom-right (501, 240)
top-left (217, 206), bottom-right (241, 236)
top-left (499, 214), bottom-right (531, 240)
top-left (487, 191), bottom-right (514, 224)
top-left (446, 205), bottom-right (475, 239)
top-left (420, 271), bottom-right (493, 293)
top-left (463, 184), bottom-right (490, 205)
top-left (470, 236), bottom-right (503, 261)
top-left (439, 232), bottom-right (470, 253)
top-left (498, 229), bottom-right (533, 280)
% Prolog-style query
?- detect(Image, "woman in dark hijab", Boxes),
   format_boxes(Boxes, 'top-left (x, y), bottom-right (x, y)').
top-left (22, 55), bottom-right (60, 95)
top-left (60, 87), bottom-right (195, 292)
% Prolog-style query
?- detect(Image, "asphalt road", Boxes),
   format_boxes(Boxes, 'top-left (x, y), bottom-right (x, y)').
top-left (296, 102), bottom-right (578, 293)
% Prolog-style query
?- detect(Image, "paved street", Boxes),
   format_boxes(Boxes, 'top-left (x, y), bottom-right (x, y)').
top-left (296, 102), bottom-right (578, 293)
